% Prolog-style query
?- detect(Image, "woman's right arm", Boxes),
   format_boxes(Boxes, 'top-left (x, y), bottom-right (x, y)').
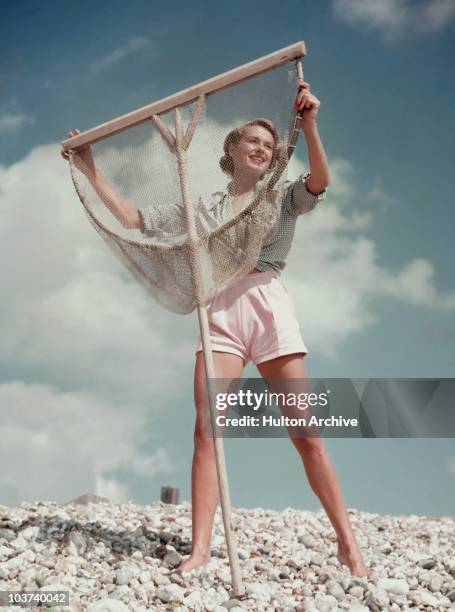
top-left (61, 129), bottom-right (143, 230)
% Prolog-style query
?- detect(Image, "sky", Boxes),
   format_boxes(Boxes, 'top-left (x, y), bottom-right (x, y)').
top-left (1, 0), bottom-right (454, 517)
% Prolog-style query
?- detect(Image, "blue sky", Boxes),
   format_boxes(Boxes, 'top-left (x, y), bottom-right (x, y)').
top-left (1, 0), bottom-right (454, 516)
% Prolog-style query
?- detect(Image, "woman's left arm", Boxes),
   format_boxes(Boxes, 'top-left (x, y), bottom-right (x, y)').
top-left (295, 80), bottom-right (330, 195)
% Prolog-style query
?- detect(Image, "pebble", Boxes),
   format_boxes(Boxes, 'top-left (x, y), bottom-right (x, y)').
top-left (429, 573), bottom-right (444, 592)
top-left (183, 590), bottom-right (203, 607)
top-left (246, 581), bottom-right (273, 601)
top-left (299, 534), bottom-right (317, 548)
top-left (169, 571), bottom-right (184, 585)
top-left (163, 550), bottom-right (182, 568)
top-left (410, 590), bottom-right (442, 607)
top-left (156, 583), bottom-right (185, 603)
top-left (224, 598), bottom-right (241, 609)
top-left (0, 528), bottom-right (16, 541)
top-left (115, 563), bottom-right (139, 585)
top-left (348, 586), bottom-right (365, 598)
top-left (325, 579), bottom-right (345, 600)
top-left (365, 587), bottom-right (389, 610)
top-left (377, 577), bottom-right (409, 595)
top-left (152, 571), bottom-right (171, 586)
top-left (0, 499), bottom-right (452, 611)
top-left (314, 594), bottom-right (338, 611)
top-left (420, 558), bottom-right (437, 570)
top-left (138, 570), bottom-right (151, 584)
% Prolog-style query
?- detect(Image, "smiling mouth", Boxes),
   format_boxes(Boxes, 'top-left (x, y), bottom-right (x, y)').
top-left (249, 155), bottom-right (266, 163)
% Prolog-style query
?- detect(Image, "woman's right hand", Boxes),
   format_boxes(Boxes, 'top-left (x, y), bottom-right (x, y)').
top-left (60, 129), bottom-right (95, 176)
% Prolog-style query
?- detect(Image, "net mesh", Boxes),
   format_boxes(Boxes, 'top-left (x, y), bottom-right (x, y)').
top-left (69, 62), bottom-right (301, 313)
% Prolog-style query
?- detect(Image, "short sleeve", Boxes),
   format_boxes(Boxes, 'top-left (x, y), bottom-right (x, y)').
top-left (138, 202), bottom-right (184, 237)
top-left (284, 172), bottom-right (327, 217)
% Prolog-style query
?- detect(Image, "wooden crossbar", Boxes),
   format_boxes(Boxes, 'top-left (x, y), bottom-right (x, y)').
top-left (61, 42), bottom-right (306, 151)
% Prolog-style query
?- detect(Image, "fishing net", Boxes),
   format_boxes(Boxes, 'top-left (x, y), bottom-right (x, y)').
top-left (67, 48), bottom-right (305, 313)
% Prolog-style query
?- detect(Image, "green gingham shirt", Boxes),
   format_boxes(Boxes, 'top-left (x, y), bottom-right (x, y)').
top-left (139, 173), bottom-right (326, 273)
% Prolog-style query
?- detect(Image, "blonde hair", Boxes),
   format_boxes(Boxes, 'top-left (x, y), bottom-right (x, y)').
top-left (219, 118), bottom-right (282, 176)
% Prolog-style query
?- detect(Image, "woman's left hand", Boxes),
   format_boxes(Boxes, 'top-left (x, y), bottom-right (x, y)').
top-left (295, 80), bottom-right (320, 128)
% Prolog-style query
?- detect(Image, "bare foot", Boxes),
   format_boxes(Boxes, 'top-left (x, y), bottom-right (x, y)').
top-left (176, 551), bottom-right (211, 574)
top-left (337, 540), bottom-right (371, 578)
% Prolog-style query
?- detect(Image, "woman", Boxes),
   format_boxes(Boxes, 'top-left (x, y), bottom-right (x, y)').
top-left (61, 80), bottom-right (370, 578)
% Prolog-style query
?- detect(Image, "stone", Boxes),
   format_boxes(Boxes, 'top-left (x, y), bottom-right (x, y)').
top-left (377, 578), bottom-right (409, 595)
top-left (163, 550), bottom-right (182, 568)
top-left (0, 528), bottom-right (16, 541)
top-left (152, 571), bottom-right (171, 586)
top-left (246, 581), bottom-right (273, 602)
top-left (314, 594), bottom-right (338, 611)
top-left (326, 580), bottom-right (345, 600)
top-left (183, 590), bottom-right (203, 607)
top-left (365, 588), bottom-right (389, 611)
top-left (156, 583), bottom-right (185, 603)
top-left (0, 498), bottom-right (452, 612)
top-left (420, 558), bottom-right (437, 570)
top-left (237, 548), bottom-right (249, 560)
top-left (115, 564), bottom-right (139, 585)
top-left (224, 598), bottom-right (241, 610)
top-left (138, 570), bottom-right (151, 584)
top-left (348, 586), bottom-right (365, 599)
top-left (429, 574), bottom-right (444, 592)
top-left (299, 534), bottom-right (317, 548)
top-left (170, 572), bottom-right (184, 585)
top-left (202, 587), bottom-right (223, 610)
top-left (410, 590), bottom-right (441, 607)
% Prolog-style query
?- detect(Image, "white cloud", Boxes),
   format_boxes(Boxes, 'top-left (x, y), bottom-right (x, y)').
top-left (0, 381), bottom-right (175, 506)
top-left (0, 144), bottom-right (195, 405)
top-left (89, 36), bottom-right (157, 74)
top-left (422, 0), bottom-right (455, 32)
top-left (365, 178), bottom-right (399, 214)
top-left (285, 155), bottom-right (455, 360)
top-left (0, 113), bottom-right (34, 133)
top-left (131, 448), bottom-right (175, 479)
top-left (332, 0), bottom-right (455, 39)
top-left (95, 475), bottom-right (129, 504)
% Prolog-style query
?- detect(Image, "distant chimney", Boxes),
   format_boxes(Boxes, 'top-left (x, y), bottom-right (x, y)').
top-left (160, 486), bottom-right (179, 505)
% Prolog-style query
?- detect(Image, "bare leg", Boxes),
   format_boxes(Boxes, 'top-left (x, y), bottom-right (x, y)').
top-left (178, 350), bottom-right (245, 573)
top-left (257, 354), bottom-right (370, 577)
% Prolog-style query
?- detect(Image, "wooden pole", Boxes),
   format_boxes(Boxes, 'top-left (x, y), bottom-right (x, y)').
top-left (173, 106), bottom-right (245, 597)
top-left (287, 60), bottom-right (305, 159)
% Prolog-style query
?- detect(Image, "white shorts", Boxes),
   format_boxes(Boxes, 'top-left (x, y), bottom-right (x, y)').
top-left (196, 271), bottom-right (308, 365)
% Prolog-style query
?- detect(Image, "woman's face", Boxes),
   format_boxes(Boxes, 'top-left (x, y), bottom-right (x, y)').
top-left (228, 125), bottom-right (275, 177)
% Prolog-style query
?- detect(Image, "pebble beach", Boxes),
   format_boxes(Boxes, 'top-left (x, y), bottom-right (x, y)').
top-left (0, 495), bottom-right (454, 611)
